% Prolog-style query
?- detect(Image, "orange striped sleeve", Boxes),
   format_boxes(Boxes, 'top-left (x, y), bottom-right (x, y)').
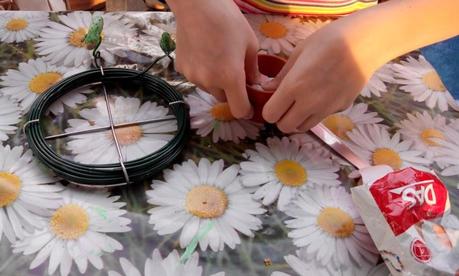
top-left (235, 0), bottom-right (378, 16)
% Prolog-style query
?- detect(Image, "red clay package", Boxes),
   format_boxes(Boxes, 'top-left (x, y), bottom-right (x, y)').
top-left (351, 166), bottom-right (459, 275)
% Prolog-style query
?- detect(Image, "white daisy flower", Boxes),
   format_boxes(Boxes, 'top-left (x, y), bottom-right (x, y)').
top-left (246, 15), bottom-right (310, 55)
top-left (0, 58), bottom-right (91, 113)
top-left (392, 55), bottom-right (458, 111)
top-left (108, 249), bottom-right (224, 276)
top-left (289, 133), bottom-right (350, 166)
top-left (36, 12), bottom-right (137, 67)
top-left (397, 111), bottom-right (448, 163)
top-left (240, 137), bottom-right (340, 210)
top-left (186, 89), bottom-right (262, 144)
top-left (284, 186), bottom-right (379, 270)
top-left (0, 145), bottom-right (62, 243)
top-left (13, 188), bottom-right (131, 276)
top-left (433, 126), bottom-right (459, 176)
top-left (65, 96), bottom-right (177, 165)
top-left (360, 64), bottom-right (395, 98)
top-left (272, 248), bottom-right (374, 276)
top-left (147, 159), bottom-right (265, 252)
top-left (322, 103), bottom-right (384, 141)
top-left (347, 124), bottom-right (431, 171)
top-left (0, 95), bottom-right (21, 142)
top-left (0, 12), bottom-right (49, 43)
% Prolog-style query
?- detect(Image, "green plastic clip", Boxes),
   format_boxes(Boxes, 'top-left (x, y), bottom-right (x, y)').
top-left (83, 15), bottom-right (104, 57)
top-left (160, 32), bottom-right (176, 56)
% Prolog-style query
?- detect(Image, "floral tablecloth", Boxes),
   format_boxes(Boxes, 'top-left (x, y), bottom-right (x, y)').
top-left (0, 11), bottom-right (458, 276)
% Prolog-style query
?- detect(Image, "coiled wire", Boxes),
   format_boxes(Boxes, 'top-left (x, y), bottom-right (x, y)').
top-left (25, 68), bottom-right (189, 187)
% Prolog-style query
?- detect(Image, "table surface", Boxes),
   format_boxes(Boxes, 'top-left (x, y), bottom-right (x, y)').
top-left (0, 11), bottom-right (458, 276)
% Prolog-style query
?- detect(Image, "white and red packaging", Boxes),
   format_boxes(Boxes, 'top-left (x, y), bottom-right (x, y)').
top-left (351, 166), bottom-right (459, 275)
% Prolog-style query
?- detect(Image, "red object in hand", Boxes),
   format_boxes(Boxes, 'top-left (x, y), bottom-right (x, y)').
top-left (247, 54), bottom-right (286, 123)
top-left (369, 167), bottom-right (449, 236)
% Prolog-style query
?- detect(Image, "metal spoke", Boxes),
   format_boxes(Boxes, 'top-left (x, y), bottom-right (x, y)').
top-left (100, 66), bottom-right (130, 184)
top-left (45, 116), bottom-right (176, 140)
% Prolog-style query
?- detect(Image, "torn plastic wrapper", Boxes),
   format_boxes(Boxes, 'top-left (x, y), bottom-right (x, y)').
top-left (351, 166), bottom-right (459, 275)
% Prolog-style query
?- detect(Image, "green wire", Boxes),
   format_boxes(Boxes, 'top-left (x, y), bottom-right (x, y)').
top-left (25, 68), bottom-right (189, 186)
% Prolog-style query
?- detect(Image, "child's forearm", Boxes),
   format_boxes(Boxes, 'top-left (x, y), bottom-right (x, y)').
top-left (331, 0), bottom-right (459, 74)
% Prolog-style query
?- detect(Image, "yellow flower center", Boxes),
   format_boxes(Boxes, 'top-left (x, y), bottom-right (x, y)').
top-left (420, 128), bottom-right (444, 146)
top-left (210, 103), bottom-right (235, 122)
top-left (317, 207), bottom-right (355, 238)
top-left (422, 71), bottom-right (446, 92)
top-left (68, 27), bottom-right (88, 48)
top-left (274, 160), bottom-right (307, 187)
top-left (185, 185), bottom-right (228, 218)
top-left (5, 18), bottom-right (28, 32)
top-left (259, 21), bottom-right (287, 39)
top-left (50, 204), bottom-right (89, 240)
top-left (0, 172), bottom-right (21, 207)
top-left (372, 148), bottom-right (402, 170)
top-left (109, 125), bottom-right (143, 146)
top-left (28, 72), bottom-right (62, 94)
top-left (323, 114), bottom-right (355, 141)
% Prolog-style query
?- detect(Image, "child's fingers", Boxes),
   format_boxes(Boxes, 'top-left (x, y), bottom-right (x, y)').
top-left (208, 88), bottom-right (227, 102)
top-left (245, 41), bottom-right (261, 85)
top-left (298, 113), bottom-right (324, 132)
top-left (262, 81), bottom-right (295, 124)
top-left (224, 71), bottom-right (253, 119)
top-left (276, 101), bottom-right (312, 133)
top-left (262, 40), bottom-right (306, 91)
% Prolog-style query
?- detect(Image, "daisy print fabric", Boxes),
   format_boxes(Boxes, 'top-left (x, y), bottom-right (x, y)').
top-left (322, 103), bottom-right (384, 141)
top-left (272, 248), bottom-right (373, 276)
top-left (0, 145), bottom-right (62, 243)
top-left (147, 159), bottom-right (265, 252)
top-left (284, 186), bottom-right (379, 271)
top-left (0, 96), bottom-right (21, 142)
top-left (65, 96), bottom-right (177, 164)
top-left (360, 63), bottom-right (395, 98)
top-left (187, 88), bottom-right (262, 144)
top-left (2, 10), bottom-right (459, 276)
top-left (392, 55), bottom-right (459, 112)
top-left (35, 12), bottom-right (137, 66)
top-left (347, 124), bottom-right (431, 171)
top-left (13, 188), bottom-right (131, 276)
top-left (0, 58), bottom-right (90, 113)
top-left (397, 111), bottom-right (448, 163)
top-left (0, 12), bottom-right (49, 43)
top-left (108, 249), bottom-right (225, 276)
top-left (433, 125), bottom-right (459, 177)
top-left (246, 15), bottom-right (310, 55)
top-left (240, 137), bottom-right (340, 210)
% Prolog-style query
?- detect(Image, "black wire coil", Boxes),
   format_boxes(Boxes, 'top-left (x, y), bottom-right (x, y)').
top-left (25, 68), bottom-right (189, 186)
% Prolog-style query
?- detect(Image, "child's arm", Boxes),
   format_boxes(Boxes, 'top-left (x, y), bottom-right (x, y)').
top-left (263, 0), bottom-right (459, 133)
top-left (167, 0), bottom-right (258, 119)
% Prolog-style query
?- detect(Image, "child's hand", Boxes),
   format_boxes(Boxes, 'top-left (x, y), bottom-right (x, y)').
top-left (262, 24), bottom-right (375, 133)
top-left (262, 0), bottom-right (459, 133)
top-left (169, 0), bottom-right (259, 119)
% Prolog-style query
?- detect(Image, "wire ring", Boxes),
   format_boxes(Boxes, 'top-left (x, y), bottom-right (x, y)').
top-left (25, 68), bottom-right (189, 186)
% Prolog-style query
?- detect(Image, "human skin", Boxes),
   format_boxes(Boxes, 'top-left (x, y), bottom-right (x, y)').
top-left (167, 0), bottom-right (459, 132)
top-left (167, 0), bottom-right (258, 119)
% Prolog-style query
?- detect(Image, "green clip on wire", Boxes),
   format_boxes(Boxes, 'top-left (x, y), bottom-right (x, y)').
top-left (180, 221), bottom-right (215, 264)
top-left (160, 32), bottom-right (176, 56)
top-left (83, 15), bottom-right (104, 66)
